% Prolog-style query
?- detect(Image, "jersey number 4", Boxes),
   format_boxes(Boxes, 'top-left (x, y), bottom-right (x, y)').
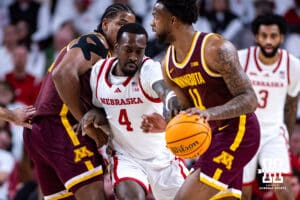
top-left (119, 109), bottom-right (133, 131)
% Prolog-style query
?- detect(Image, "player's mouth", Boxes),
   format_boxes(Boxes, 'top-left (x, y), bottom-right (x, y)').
top-left (126, 63), bottom-right (137, 69)
top-left (264, 46), bottom-right (274, 53)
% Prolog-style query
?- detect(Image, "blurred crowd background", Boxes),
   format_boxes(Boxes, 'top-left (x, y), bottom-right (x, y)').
top-left (1, 0), bottom-right (300, 199)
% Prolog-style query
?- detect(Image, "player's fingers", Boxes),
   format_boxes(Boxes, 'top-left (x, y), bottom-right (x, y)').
top-left (21, 122), bottom-right (32, 129)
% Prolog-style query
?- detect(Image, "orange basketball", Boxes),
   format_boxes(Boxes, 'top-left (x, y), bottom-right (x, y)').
top-left (165, 113), bottom-right (212, 159)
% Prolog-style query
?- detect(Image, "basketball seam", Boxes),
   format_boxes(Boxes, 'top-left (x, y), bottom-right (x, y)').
top-left (167, 132), bottom-right (208, 144)
top-left (166, 121), bottom-right (210, 131)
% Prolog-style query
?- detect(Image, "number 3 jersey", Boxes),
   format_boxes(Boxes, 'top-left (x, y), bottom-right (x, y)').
top-left (90, 57), bottom-right (168, 159)
top-left (238, 47), bottom-right (300, 137)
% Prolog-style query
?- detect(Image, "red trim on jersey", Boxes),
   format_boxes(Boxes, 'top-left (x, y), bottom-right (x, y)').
top-left (112, 155), bottom-right (119, 183)
top-left (287, 51), bottom-right (291, 85)
top-left (104, 58), bottom-right (118, 88)
top-left (122, 57), bottom-right (151, 87)
top-left (175, 157), bottom-right (188, 179)
top-left (96, 59), bottom-right (108, 100)
top-left (272, 49), bottom-right (283, 73)
top-left (254, 47), bottom-right (283, 73)
top-left (244, 47), bottom-right (251, 73)
top-left (112, 155), bottom-right (149, 192)
top-left (138, 57), bottom-right (161, 103)
top-left (122, 75), bottom-right (133, 87)
top-left (138, 77), bottom-right (161, 103)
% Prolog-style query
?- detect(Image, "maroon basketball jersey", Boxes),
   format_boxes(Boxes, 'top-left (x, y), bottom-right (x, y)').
top-left (33, 47), bottom-right (93, 124)
top-left (165, 32), bottom-right (234, 130)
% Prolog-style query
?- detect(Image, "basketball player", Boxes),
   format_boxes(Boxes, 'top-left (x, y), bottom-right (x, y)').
top-left (22, 4), bottom-right (136, 200)
top-left (238, 14), bottom-right (300, 200)
top-left (81, 23), bottom-right (188, 200)
top-left (142, 0), bottom-right (261, 199)
top-left (0, 106), bottom-right (35, 128)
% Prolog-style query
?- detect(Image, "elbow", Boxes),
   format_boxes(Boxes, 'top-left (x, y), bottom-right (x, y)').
top-left (248, 91), bottom-right (258, 112)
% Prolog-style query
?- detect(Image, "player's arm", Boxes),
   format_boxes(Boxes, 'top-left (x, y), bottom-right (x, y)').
top-left (141, 58), bottom-right (188, 133)
top-left (160, 58), bottom-right (192, 110)
top-left (202, 35), bottom-right (257, 120)
top-left (0, 106), bottom-right (36, 128)
top-left (284, 94), bottom-right (299, 137)
top-left (52, 34), bottom-right (108, 122)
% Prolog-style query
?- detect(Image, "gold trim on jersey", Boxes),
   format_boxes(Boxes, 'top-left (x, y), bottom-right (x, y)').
top-left (44, 190), bottom-right (73, 200)
top-left (230, 115), bottom-right (246, 151)
top-left (200, 173), bottom-right (227, 192)
top-left (59, 104), bottom-right (80, 146)
top-left (171, 32), bottom-right (200, 68)
top-left (210, 190), bottom-right (242, 200)
top-left (65, 165), bottom-right (103, 191)
top-left (201, 33), bottom-right (222, 77)
top-left (165, 47), bottom-right (172, 80)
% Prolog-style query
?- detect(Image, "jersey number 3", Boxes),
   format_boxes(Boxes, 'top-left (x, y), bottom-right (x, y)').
top-left (258, 89), bottom-right (269, 108)
top-left (119, 109), bottom-right (133, 131)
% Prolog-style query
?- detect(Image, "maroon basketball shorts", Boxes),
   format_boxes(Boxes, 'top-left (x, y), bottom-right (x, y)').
top-left (23, 116), bottom-right (106, 197)
top-left (193, 113), bottom-right (260, 193)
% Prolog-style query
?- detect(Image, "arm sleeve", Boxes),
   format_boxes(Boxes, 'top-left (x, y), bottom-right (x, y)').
top-left (140, 59), bottom-right (163, 98)
top-left (90, 59), bottom-right (104, 108)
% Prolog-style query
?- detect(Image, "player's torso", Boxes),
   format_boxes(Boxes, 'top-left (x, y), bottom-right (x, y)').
top-left (165, 32), bottom-right (235, 129)
top-left (242, 47), bottom-right (290, 130)
top-left (95, 58), bottom-right (166, 159)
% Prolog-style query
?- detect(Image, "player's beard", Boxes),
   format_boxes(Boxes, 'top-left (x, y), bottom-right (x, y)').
top-left (258, 43), bottom-right (280, 58)
top-left (156, 30), bottom-right (171, 45)
top-left (122, 63), bottom-right (138, 76)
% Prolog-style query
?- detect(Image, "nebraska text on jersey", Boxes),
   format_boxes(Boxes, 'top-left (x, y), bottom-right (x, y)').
top-left (100, 97), bottom-right (143, 105)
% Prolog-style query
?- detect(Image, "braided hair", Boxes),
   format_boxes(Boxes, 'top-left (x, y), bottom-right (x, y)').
top-left (95, 3), bottom-right (135, 34)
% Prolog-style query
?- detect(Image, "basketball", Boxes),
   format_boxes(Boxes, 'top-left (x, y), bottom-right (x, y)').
top-left (165, 113), bottom-right (212, 159)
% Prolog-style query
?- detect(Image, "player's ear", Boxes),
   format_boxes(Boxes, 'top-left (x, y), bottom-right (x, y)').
top-left (101, 18), bottom-right (109, 33)
top-left (171, 16), bottom-right (176, 25)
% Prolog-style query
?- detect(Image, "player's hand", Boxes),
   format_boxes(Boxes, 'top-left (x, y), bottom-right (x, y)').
top-left (164, 108), bottom-right (181, 121)
top-left (83, 124), bottom-right (108, 148)
top-left (78, 109), bottom-right (108, 135)
top-left (78, 109), bottom-right (109, 147)
top-left (181, 108), bottom-right (211, 122)
top-left (141, 112), bottom-right (167, 133)
top-left (11, 106), bottom-right (36, 129)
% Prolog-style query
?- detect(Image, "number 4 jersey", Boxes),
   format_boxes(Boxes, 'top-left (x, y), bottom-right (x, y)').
top-left (238, 46), bottom-right (300, 137)
top-left (90, 57), bottom-right (168, 159)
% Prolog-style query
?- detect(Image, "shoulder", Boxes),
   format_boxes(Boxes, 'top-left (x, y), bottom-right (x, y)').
top-left (71, 32), bottom-right (109, 48)
top-left (204, 35), bottom-right (239, 69)
top-left (204, 34), bottom-right (237, 57)
top-left (237, 48), bottom-right (251, 61)
top-left (141, 58), bottom-right (161, 73)
top-left (287, 50), bottom-right (300, 65)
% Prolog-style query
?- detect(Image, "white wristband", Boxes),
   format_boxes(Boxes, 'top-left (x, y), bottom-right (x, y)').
top-left (165, 91), bottom-right (176, 111)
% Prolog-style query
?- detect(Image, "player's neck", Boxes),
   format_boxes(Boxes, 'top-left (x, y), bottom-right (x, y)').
top-left (172, 27), bottom-right (196, 63)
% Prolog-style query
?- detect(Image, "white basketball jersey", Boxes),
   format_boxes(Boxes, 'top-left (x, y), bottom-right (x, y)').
top-left (238, 47), bottom-right (300, 137)
top-left (90, 57), bottom-right (168, 159)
